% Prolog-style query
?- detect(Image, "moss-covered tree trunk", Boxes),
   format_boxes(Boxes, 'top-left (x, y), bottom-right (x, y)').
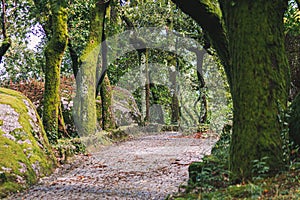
top-left (43, 0), bottom-right (68, 142)
top-left (222, 0), bottom-right (290, 180)
top-left (74, 0), bottom-right (107, 136)
top-left (100, 74), bottom-right (116, 130)
top-left (172, 0), bottom-right (290, 181)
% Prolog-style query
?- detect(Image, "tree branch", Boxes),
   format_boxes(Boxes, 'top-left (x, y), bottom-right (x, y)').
top-left (170, 0), bottom-right (231, 86)
top-left (0, 0), bottom-right (11, 62)
top-left (68, 40), bottom-right (79, 78)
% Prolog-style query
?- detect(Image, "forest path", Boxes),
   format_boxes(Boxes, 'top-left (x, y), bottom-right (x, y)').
top-left (8, 132), bottom-right (216, 200)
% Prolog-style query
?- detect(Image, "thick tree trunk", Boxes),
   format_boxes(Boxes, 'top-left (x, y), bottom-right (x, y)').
top-left (172, 0), bottom-right (290, 181)
top-left (222, 1), bottom-right (289, 180)
top-left (43, 0), bottom-right (68, 143)
top-left (74, 1), bottom-right (107, 136)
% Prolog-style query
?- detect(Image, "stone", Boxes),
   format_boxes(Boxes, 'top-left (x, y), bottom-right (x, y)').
top-left (0, 88), bottom-right (56, 198)
top-left (111, 86), bottom-right (142, 127)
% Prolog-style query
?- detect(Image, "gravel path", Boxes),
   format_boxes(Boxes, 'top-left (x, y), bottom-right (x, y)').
top-left (7, 132), bottom-right (216, 200)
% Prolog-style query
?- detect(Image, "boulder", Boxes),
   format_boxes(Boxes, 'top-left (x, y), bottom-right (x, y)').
top-left (111, 86), bottom-right (142, 127)
top-left (0, 88), bottom-right (56, 197)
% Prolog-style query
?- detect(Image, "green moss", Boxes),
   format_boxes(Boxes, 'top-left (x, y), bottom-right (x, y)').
top-left (43, 1), bottom-right (68, 142)
top-left (96, 96), bottom-right (103, 128)
top-left (225, 1), bottom-right (289, 180)
top-left (0, 88), bottom-right (56, 197)
top-left (100, 75), bottom-right (116, 130)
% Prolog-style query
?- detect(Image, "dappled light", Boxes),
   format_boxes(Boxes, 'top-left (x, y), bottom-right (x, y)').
top-left (1, 0), bottom-right (300, 199)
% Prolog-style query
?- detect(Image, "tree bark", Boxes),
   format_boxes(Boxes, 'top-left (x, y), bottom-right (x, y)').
top-left (145, 49), bottom-right (150, 123)
top-left (100, 74), bottom-right (116, 130)
top-left (138, 49), bottom-right (150, 123)
top-left (188, 47), bottom-right (207, 124)
top-left (74, 0), bottom-right (107, 136)
top-left (43, 0), bottom-right (68, 143)
top-left (287, 35), bottom-right (300, 145)
top-left (168, 58), bottom-right (179, 124)
top-left (68, 41), bottom-right (79, 78)
top-left (285, 34), bottom-right (300, 100)
top-left (0, 0), bottom-right (11, 63)
top-left (222, 0), bottom-right (289, 180)
top-left (290, 93), bottom-right (300, 146)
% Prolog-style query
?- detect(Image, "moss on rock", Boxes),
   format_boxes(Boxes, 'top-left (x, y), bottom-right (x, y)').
top-left (0, 88), bottom-right (56, 198)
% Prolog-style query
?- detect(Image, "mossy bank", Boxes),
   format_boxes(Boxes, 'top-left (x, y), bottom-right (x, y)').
top-left (0, 88), bottom-right (56, 198)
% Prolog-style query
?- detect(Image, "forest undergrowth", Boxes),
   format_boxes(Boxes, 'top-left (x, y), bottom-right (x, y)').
top-left (170, 124), bottom-right (300, 200)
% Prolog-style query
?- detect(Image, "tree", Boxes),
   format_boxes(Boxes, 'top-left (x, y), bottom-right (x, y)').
top-left (32, 0), bottom-right (68, 142)
top-left (73, 0), bottom-right (108, 136)
top-left (171, 0), bottom-right (290, 181)
top-left (0, 0), bottom-right (11, 63)
top-left (0, 0), bottom-right (41, 80)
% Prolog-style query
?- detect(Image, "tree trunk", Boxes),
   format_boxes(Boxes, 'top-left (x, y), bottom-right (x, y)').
top-left (145, 49), bottom-right (150, 123)
top-left (285, 34), bottom-right (300, 100)
top-left (0, 0), bottom-right (11, 63)
top-left (172, 0), bottom-right (290, 181)
top-left (100, 74), bottom-right (116, 130)
top-left (222, 0), bottom-right (289, 180)
top-left (74, 1), bottom-right (107, 136)
top-left (138, 49), bottom-right (150, 123)
top-left (43, 0), bottom-right (68, 143)
top-left (290, 93), bottom-right (300, 146)
top-left (169, 58), bottom-right (179, 124)
top-left (287, 35), bottom-right (300, 146)
top-left (188, 47), bottom-right (208, 124)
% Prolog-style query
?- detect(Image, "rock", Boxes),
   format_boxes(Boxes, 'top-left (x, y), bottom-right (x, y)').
top-left (111, 86), bottom-right (142, 127)
top-left (149, 104), bottom-right (164, 124)
top-left (0, 88), bottom-right (56, 198)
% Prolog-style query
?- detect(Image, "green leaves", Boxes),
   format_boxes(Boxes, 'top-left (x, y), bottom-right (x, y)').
top-left (284, 0), bottom-right (300, 36)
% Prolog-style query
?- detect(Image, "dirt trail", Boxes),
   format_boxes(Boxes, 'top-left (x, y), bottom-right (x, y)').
top-left (8, 132), bottom-right (216, 200)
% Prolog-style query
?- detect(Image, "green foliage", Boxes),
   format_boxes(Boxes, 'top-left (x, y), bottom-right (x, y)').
top-left (289, 93), bottom-right (300, 147)
top-left (0, 0), bottom-right (44, 81)
top-left (53, 138), bottom-right (86, 164)
top-left (284, 0), bottom-right (300, 36)
top-left (251, 157), bottom-right (270, 181)
top-left (185, 124), bottom-right (231, 194)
